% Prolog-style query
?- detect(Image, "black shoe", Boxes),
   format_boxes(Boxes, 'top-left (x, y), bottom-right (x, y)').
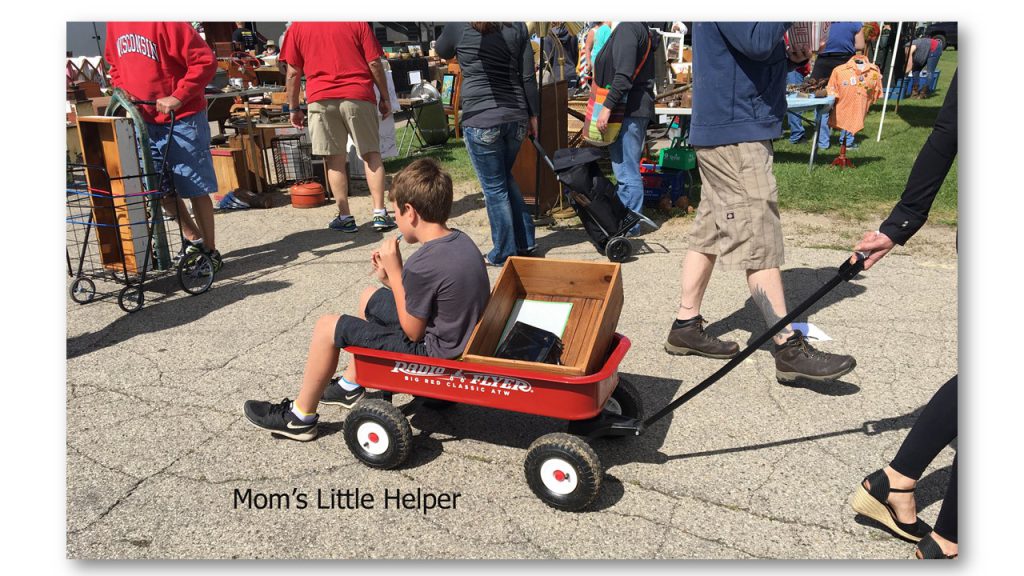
top-left (320, 377), bottom-right (365, 408)
top-left (243, 398), bottom-right (318, 441)
top-left (664, 315), bottom-right (740, 359)
top-left (915, 533), bottom-right (957, 559)
top-left (850, 469), bottom-right (931, 542)
top-left (209, 249), bottom-right (223, 274)
top-left (773, 330), bottom-right (856, 382)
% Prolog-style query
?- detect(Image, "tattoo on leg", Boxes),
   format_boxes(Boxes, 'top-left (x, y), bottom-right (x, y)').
top-left (752, 285), bottom-right (793, 339)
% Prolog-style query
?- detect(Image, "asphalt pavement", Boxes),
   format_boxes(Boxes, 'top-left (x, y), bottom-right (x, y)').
top-left (66, 185), bottom-right (957, 559)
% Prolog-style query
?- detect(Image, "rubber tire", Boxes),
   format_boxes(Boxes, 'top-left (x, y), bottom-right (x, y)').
top-left (605, 237), bottom-right (633, 262)
top-left (343, 399), bottom-right (413, 470)
top-left (117, 285), bottom-right (144, 313)
top-left (605, 375), bottom-right (644, 420)
top-left (178, 252), bottom-right (215, 295)
top-left (70, 278), bottom-right (96, 304)
top-left (524, 432), bottom-right (603, 511)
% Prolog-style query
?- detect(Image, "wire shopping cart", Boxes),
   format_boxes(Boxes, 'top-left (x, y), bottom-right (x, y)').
top-left (66, 92), bottom-right (217, 313)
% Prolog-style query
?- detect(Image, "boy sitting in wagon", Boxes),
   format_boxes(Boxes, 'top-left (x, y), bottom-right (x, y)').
top-left (244, 158), bottom-right (491, 440)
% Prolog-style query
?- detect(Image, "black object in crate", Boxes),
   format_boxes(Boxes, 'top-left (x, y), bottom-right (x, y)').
top-left (495, 322), bottom-right (564, 365)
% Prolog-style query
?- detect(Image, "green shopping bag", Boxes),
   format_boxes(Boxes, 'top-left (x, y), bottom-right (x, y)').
top-left (658, 138), bottom-right (696, 171)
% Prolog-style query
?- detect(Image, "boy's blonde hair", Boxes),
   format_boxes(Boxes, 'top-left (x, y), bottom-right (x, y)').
top-left (388, 158), bottom-right (453, 224)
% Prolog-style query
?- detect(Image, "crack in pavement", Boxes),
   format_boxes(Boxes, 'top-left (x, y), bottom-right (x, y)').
top-left (67, 415), bottom-right (243, 537)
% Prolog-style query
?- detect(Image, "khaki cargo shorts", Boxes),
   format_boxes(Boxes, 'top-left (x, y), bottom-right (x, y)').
top-left (689, 140), bottom-right (784, 271)
top-left (307, 98), bottom-right (380, 157)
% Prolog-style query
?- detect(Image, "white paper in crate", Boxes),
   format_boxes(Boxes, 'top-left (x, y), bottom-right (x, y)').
top-left (499, 300), bottom-right (574, 345)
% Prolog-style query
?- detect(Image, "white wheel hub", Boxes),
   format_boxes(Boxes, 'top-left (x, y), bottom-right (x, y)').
top-left (539, 457), bottom-right (578, 495)
top-left (604, 396), bottom-right (623, 415)
top-left (356, 421), bottom-right (390, 455)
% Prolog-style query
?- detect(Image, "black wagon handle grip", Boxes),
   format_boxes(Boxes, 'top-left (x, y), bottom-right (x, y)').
top-left (839, 251), bottom-right (870, 280)
top-left (528, 135), bottom-right (557, 172)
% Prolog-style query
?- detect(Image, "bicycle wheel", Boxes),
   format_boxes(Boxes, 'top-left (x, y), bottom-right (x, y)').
top-left (178, 252), bottom-right (215, 295)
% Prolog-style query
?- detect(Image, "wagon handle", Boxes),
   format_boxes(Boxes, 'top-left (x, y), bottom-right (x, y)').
top-left (642, 253), bottom-right (868, 429)
top-left (528, 135), bottom-right (557, 173)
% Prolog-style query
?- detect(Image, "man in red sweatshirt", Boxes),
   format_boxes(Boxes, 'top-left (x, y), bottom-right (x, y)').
top-left (105, 21), bottom-right (222, 270)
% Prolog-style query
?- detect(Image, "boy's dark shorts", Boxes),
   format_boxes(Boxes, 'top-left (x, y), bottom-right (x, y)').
top-left (334, 288), bottom-right (428, 356)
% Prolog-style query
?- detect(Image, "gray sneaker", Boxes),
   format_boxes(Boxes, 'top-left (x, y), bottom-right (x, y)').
top-left (664, 315), bottom-right (740, 359)
top-left (774, 330), bottom-right (856, 382)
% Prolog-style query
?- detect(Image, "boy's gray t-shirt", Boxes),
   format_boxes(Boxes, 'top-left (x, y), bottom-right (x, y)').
top-left (402, 230), bottom-right (490, 358)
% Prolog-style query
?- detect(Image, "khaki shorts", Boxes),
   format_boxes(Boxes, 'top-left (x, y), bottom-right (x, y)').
top-left (689, 140), bottom-right (784, 271)
top-left (307, 98), bottom-right (380, 157)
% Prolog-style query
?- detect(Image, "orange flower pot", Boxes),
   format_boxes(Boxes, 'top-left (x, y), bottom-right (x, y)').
top-left (289, 181), bottom-right (325, 208)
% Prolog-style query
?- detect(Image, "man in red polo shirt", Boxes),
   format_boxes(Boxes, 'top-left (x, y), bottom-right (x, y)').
top-left (280, 22), bottom-right (395, 233)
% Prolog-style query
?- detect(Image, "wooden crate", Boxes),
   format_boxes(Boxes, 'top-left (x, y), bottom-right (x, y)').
top-left (463, 257), bottom-right (623, 376)
top-left (211, 147), bottom-right (248, 200)
top-left (76, 116), bottom-right (150, 275)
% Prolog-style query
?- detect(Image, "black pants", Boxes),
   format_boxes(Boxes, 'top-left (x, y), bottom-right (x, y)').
top-left (333, 288), bottom-right (428, 356)
top-left (810, 52), bottom-right (854, 81)
top-left (890, 375), bottom-right (958, 543)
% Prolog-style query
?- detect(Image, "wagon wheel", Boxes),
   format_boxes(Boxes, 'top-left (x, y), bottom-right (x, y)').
top-left (604, 376), bottom-right (644, 420)
top-left (343, 399), bottom-right (413, 470)
top-left (117, 285), bottom-right (144, 313)
top-left (69, 278), bottom-right (96, 304)
top-left (178, 252), bottom-right (215, 295)
top-left (524, 433), bottom-right (602, 511)
top-left (605, 236), bottom-right (633, 262)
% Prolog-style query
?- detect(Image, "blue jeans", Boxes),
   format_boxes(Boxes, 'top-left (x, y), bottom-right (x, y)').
top-left (609, 115), bottom-right (649, 235)
top-left (815, 108), bottom-right (854, 149)
top-left (463, 121), bottom-right (535, 265)
top-left (146, 110), bottom-right (217, 198)
top-left (920, 45), bottom-right (943, 92)
top-left (786, 70), bottom-right (806, 143)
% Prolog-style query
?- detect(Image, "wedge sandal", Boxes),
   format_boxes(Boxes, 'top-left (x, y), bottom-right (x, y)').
top-left (915, 533), bottom-right (958, 559)
top-left (850, 469), bottom-right (931, 542)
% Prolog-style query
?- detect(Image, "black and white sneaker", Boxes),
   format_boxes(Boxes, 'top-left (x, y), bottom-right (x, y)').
top-left (320, 377), bottom-right (365, 408)
top-left (243, 398), bottom-right (318, 441)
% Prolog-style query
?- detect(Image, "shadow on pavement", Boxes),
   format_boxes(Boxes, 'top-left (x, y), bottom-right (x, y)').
top-left (67, 278), bottom-right (291, 359)
top-left (704, 264), bottom-right (868, 350)
top-left (659, 406), bottom-right (923, 463)
top-left (218, 220), bottom-right (386, 281)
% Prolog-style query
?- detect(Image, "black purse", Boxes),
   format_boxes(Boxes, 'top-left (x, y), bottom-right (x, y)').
top-left (495, 322), bottom-right (564, 365)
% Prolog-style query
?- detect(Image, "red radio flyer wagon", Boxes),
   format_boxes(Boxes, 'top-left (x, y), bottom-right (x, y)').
top-left (337, 252), bottom-right (870, 512)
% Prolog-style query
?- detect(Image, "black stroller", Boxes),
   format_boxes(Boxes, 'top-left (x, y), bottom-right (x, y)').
top-left (530, 137), bottom-right (659, 262)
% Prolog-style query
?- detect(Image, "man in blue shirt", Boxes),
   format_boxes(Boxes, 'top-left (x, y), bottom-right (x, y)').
top-left (665, 22), bottom-right (857, 384)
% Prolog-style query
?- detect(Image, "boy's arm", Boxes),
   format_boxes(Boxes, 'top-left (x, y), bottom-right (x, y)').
top-left (379, 237), bottom-right (428, 342)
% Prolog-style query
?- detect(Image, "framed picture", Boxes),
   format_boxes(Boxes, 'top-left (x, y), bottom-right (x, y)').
top-left (441, 73), bottom-right (456, 106)
top-left (408, 70), bottom-right (422, 86)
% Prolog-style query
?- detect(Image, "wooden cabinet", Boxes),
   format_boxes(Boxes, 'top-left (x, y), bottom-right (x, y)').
top-left (512, 80), bottom-right (568, 215)
top-left (76, 116), bottom-right (151, 275)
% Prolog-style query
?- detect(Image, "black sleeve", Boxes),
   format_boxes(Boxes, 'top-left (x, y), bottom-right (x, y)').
top-left (879, 69), bottom-right (958, 245)
top-left (604, 24), bottom-right (644, 111)
top-left (435, 23), bottom-right (462, 59)
top-left (520, 24), bottom-right (540, 117)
